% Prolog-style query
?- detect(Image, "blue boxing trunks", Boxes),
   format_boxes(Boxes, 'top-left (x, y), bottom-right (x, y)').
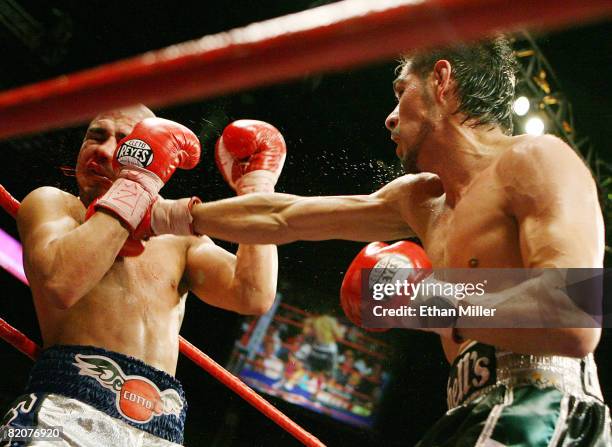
top-left (1, 345), bottom-right (187, 446)
top-left (417, 342), bottom-right (611, 447)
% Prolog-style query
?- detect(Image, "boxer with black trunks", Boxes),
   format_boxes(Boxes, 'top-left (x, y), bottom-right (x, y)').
top-left (1, 109), bottom-right (286, 446)
top-left (174, 38), bottom-right (611, 445)
top-left (303, 315), bottom-right (344, 373)
top-left (300, 314), bottom-right (345, 399)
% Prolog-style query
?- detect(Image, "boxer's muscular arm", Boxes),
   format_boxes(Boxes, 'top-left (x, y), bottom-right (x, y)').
top-left (184, 237), bottom-right (277, 315)
top-left (458, 137), bottom-right (604, 357)
top-left (18, 187), bottom-right (129, 309)
top-left (191, 175), bottom-right (429, 244)
top-left (184, 120), bottom-right (281, 315)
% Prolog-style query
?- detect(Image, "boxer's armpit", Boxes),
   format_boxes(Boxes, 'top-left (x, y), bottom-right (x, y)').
top-left (372, 173), bottom-right (441, 240)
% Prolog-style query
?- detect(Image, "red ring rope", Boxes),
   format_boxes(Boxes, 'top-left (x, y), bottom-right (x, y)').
top-left (0, 189), bottom-right (325, 447)
top-left (0, 318), bottom-right (40, 360)
top-left (0, 185), bottom-right (20, 219)
top-left (179, 338), bottom-right (323, 446)
top-left (0, 0), bottom-right (610, 139)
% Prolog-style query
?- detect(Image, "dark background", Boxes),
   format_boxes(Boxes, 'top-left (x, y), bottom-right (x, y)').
top-left (0, 1), bottom-right (610, 446)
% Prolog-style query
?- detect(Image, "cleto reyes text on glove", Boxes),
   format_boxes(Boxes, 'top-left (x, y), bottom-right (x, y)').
top-left (91, 117), bottom-right (201, 256)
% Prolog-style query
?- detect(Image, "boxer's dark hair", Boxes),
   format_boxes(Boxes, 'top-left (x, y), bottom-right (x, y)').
top-left (401, 37), bottom-right (517, 135)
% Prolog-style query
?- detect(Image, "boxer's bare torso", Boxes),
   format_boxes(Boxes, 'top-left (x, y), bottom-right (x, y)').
top-left (418, 164), bottom-right (520, 361)
top-left (393, 134), bottom-right (602, 361)
top-left (20, 189), bottom-right (200, 375)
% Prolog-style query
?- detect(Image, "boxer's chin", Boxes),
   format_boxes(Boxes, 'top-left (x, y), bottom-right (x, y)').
top-left (400, 150), bottom-right (420, 174)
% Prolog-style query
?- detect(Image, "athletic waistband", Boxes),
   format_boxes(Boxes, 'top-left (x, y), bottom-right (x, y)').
top-left (24, 345), bottom-right (187, 444)
top-left (311, 342), bottom-right (338, 353)
top-left (446, 342), bottom-right (604, 410)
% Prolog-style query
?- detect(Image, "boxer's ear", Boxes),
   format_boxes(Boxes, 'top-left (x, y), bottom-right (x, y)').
top-left (432, 59), bottom-right (453, 103)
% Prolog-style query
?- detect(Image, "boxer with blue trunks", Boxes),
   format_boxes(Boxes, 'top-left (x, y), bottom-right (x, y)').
top-left (1, 108), bottom-right (286, 445)
top-left (3, 346), bottom-right (186, 446)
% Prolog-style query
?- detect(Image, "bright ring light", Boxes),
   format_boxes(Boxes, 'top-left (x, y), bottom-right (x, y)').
top-left (525, 117), bottom-right (545, 136)
top-left (513, 96), bottom-right (530, 116)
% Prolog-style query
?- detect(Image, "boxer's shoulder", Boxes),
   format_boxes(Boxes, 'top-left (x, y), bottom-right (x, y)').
top-left (372, 174), bottom-right (443, 238)
top-left (495, 134), bottom-right (583, 180)
top-left (18, 187), bottom-right (82, 229)
top-left (143, 233), bottom-right (216, 274)
top-left (22, 186), bottom-right (79, 208)
top-left (183, 233), bottom-right (214, 248)
top-left (493, 134), bottom-right (594, 206)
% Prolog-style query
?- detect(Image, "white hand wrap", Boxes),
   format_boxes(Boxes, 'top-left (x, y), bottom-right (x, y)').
top-left (150, 197), bottom-right (201, 236)
top-left (96, 167), bottom-right (163, 231)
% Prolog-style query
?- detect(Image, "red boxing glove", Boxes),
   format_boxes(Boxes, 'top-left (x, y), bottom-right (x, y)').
top-left (340, 241), bottom-right (432, 330)
top-left (215, 120), bottom-right (286, 195)
top-left (112, 117), bottom-right (200, 183)
top-left (96, 117), bottom-right (201, 234)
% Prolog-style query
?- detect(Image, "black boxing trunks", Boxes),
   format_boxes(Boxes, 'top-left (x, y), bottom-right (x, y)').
top-left (417, 342), bottom-right (611, 446)
top-left (306, 342), bottom-right (338, 374)
top-left (1, 345), bottom-right (187, 446)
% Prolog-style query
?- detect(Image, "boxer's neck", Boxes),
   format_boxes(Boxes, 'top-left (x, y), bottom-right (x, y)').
top-left (421, 122), bottom-right (512, 207)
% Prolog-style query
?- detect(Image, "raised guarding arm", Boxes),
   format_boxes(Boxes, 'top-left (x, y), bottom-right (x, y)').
top-left (186, 120), bottom-right (287, 314)
top-left (18, 187), bottom-right (129, 309)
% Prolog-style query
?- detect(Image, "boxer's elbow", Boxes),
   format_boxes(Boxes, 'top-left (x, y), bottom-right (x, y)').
top-left (243, 300), bottom-right (274, 316)
top-left (42, 278), bottom-right (82, 309)
top-left (235, 286), bottom-right (276, 316)
top-left (244, 292), bottom-right (276, 316)
top-left (234, 193), bottom-right (299, 245)
top-left (263, 212), bottom-right (305, 245)
top-left (275, 196), bottom-right (335, 243)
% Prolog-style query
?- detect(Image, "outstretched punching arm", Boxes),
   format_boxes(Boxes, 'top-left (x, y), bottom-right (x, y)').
top-left (190, 173), bottom-right (427, 244)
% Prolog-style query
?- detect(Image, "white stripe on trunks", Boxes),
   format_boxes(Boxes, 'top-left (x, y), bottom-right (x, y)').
top-left (475, 387), bottom-right (514, 447)
top-left (548, 394), bottom-right (570, 447)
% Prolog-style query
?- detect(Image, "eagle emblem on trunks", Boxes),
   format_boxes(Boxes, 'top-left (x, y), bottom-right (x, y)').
top-left (73, 354), bottom-right (183, 423)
